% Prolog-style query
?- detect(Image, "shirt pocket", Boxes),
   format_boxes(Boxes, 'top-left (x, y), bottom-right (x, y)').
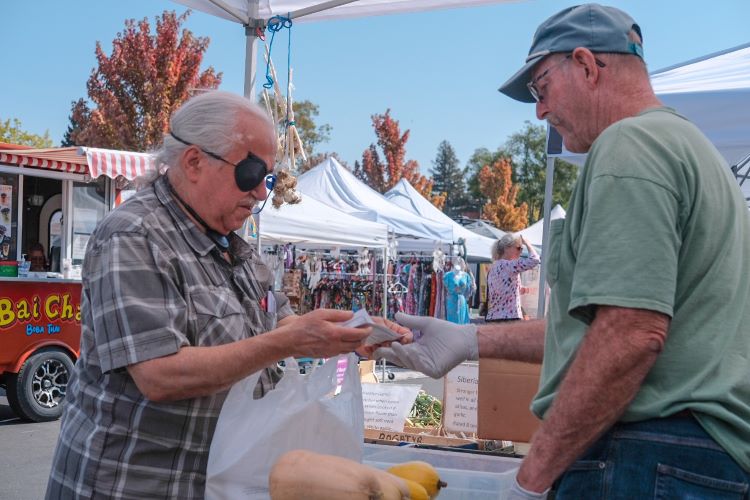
top-left (545, 218), bottom-right (565, 288)
top-left (244, 294), bottom-right (277, 334)
top-left (189, 289), bottom-right (247, 346)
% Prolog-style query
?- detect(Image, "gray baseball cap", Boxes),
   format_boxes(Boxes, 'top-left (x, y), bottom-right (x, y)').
top-left (499, 3), bottom-right (644, 103)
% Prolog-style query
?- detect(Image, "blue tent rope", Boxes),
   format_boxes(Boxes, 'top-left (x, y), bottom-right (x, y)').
top-left (262, 15), bottom-right (293, 90)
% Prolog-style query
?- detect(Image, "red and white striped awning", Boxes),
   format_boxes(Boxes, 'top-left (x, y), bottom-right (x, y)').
top-left (0, 146), bottom-right (157, 180)
top-left (79, 147), bottom-right (156, 180)
top-left (0, 147), bottom-right (89, 174)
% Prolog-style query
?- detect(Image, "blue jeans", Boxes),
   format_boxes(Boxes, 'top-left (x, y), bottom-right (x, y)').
top-left (552, 413), bottom-right (750, 499)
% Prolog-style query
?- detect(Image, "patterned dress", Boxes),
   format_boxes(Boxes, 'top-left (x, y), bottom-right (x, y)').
top-left (486, 255), bottom-right (540, 320)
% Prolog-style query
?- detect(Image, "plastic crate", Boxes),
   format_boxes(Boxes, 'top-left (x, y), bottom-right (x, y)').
top-left (363, 443), bottom-right (520, 499)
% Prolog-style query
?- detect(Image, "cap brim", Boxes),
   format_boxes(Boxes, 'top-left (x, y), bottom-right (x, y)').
top-left (498, 55), bottom-right (544, 103)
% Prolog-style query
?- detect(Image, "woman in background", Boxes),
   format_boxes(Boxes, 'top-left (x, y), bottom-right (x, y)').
top-left (28, 242), bottom-right (48, 272)
top-left (486, 234), bottom-right (539, 322)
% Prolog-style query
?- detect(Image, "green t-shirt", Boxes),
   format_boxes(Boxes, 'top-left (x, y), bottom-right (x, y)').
top-left (533, 107), bottom-right (750, 471)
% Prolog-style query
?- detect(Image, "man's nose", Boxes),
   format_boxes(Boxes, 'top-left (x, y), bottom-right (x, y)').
top-left (535, 100), bottom-right (548, 120)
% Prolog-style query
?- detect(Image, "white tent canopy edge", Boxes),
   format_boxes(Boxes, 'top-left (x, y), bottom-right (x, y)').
top-left (296, 157), bottom-right (454, 242)
top-left (384, 178), bottom-right (496, 260)
top-left (170, 0), bottom-right (522, 98)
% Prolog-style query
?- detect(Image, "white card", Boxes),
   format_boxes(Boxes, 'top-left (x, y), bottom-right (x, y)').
top-left (342, 309), bottom-right (404, 345)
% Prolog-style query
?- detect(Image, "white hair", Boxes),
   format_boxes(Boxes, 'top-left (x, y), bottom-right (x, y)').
top-left (141, 90), bottom-right (274, 185)
top-left (492, 233), bottom-right (521, 260)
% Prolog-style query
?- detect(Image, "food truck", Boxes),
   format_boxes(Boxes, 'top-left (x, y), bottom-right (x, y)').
top-left (0, 143), bottom-right (152, 421)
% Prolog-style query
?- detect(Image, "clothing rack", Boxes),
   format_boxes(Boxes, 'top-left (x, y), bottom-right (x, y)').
top-left (318, 272), bottom-right (397, 277)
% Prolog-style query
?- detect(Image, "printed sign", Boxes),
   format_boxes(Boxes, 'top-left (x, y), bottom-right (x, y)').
top-left (362, 383), bottom-right (421, 432)
top-left (0, 281), bottom-right (82, 335)
top-left (442, 362), bottom-right (479, 434)
top-left (72, 234), bottom-right (90, 260)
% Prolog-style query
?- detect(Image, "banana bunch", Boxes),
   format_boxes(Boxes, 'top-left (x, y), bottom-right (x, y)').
top-left (269, 450), bottom-right (447, 500)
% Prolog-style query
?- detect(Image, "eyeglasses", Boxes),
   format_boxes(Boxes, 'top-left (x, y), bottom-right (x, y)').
top-left (170, 132), bottom-right (276, 193)
top-left (527, 54), bottom-right (607, 103)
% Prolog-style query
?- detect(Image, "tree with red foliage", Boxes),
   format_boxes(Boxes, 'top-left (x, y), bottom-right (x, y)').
top-left (478, 158), bottom-right (528, 231)
top-left (64, 11), bottom-right (221, 151)
top-left (354, 110), bottom-right (445, 209)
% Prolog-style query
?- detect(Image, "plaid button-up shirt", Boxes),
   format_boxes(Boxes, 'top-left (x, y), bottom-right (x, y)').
top-left (46, 175), bottom-right (293, 499)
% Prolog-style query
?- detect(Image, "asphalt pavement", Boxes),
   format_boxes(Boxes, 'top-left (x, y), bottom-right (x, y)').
top-left (0, 389), bottom-right (60, 500)
top-left (374, 364), bottom-right (445, 399)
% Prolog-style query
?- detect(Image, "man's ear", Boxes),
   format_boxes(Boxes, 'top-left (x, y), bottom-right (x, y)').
top-left (571, 47), bottom-right (601, 87)
top-left (181, 147), bottom-right (204, 183)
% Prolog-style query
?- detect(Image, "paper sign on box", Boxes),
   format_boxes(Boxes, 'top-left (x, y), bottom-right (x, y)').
top-left (362, 383), bottom-right (421, 432)
top-left (442, 362), bottom-right (479, 434)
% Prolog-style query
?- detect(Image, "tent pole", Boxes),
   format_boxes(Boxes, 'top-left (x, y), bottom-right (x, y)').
top-left (382, 238), bottom-right (390, 383)
top-left (242, 0), bottom-right (263, 252)
top-left (243, 23), bottom-right (260, 98)
top-left (382, 243), bottom-right (388, 319)
top-left (537, 155), bottom-right (555, 318)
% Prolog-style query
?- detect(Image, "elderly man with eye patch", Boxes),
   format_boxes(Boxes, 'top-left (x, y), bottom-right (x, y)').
top-left (46, 90), bottom-right (411, 500)
top-left (374, 4), bottom-right (750, 499)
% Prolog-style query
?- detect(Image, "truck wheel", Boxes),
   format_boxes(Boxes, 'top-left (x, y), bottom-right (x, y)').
top-left (6, 349), bottom-right (75, 422)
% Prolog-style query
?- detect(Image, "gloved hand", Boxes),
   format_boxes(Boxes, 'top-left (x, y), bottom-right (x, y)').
top-left (372, 313), bottom-right (478, 378)
top-left (504, 475), bottom-right (549, 500)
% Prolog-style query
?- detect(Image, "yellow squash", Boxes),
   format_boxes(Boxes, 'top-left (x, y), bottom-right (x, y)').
top-left (269, 449), bottom-right (410, 500)
top-left (387, 461), bottom-right (447, 498)
top-left (399, 478), bottom-right (430, 500)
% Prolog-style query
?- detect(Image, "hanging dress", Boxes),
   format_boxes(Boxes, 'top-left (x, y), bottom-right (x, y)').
top-left (443, 270), bottom-right (472, 324)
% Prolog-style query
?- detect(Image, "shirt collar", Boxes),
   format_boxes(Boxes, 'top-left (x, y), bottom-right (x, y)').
top-left (153, 174), bottom-right (254, 262)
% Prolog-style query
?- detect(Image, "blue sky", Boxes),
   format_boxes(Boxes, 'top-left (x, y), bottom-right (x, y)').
top-left (2, 1), bottom-right (749, 174)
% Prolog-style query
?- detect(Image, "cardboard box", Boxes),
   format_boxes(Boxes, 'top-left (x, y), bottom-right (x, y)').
top-left (358, 360), bottom-right (378, 384)
top-left (477, 359), bottom-right (542, 443)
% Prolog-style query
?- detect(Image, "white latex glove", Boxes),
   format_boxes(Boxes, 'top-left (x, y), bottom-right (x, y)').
top-left (503, 475), bottom-right (549, 500)
top-left (372, 313), bottom-right (478, 378)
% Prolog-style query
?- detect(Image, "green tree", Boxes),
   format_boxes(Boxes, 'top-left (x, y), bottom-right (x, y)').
top-left (293, 100), bottom-right (332, 166)
top-left (429, 140), bottom-right (467, 217)
top-left (259, 93), bottom-right (332, 173)
top-left (503, 121), bottom-right (577, 223)
top-left (61, 113), bottom-right (82, 147)
top-left (0, 117), bottom-right (53, 148)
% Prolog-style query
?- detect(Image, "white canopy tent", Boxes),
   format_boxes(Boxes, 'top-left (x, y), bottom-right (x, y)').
top-left (518, 204), bottom-right (565, 247)
top-left (174, 0), bottom-right (523, 24)
top-left (170, 0), bottom-right (522, 98)
top-left (384, 178), bottom-right (495, 260)
top-left (651, 43), bottom-right (750, 204)
top-left (296, 157), bottom-right (453, 241)
top-left (459, 218), bottom-right (507, 240)
top-left (260, 190), bottom-right (389, 248)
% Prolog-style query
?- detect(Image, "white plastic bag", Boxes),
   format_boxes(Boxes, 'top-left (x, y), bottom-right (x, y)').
top-left (206, 353), bottom-right (364, 499)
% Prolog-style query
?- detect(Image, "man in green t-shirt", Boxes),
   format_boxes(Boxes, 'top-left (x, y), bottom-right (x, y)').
top-left (374, 4), bottom-right (750, 499)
